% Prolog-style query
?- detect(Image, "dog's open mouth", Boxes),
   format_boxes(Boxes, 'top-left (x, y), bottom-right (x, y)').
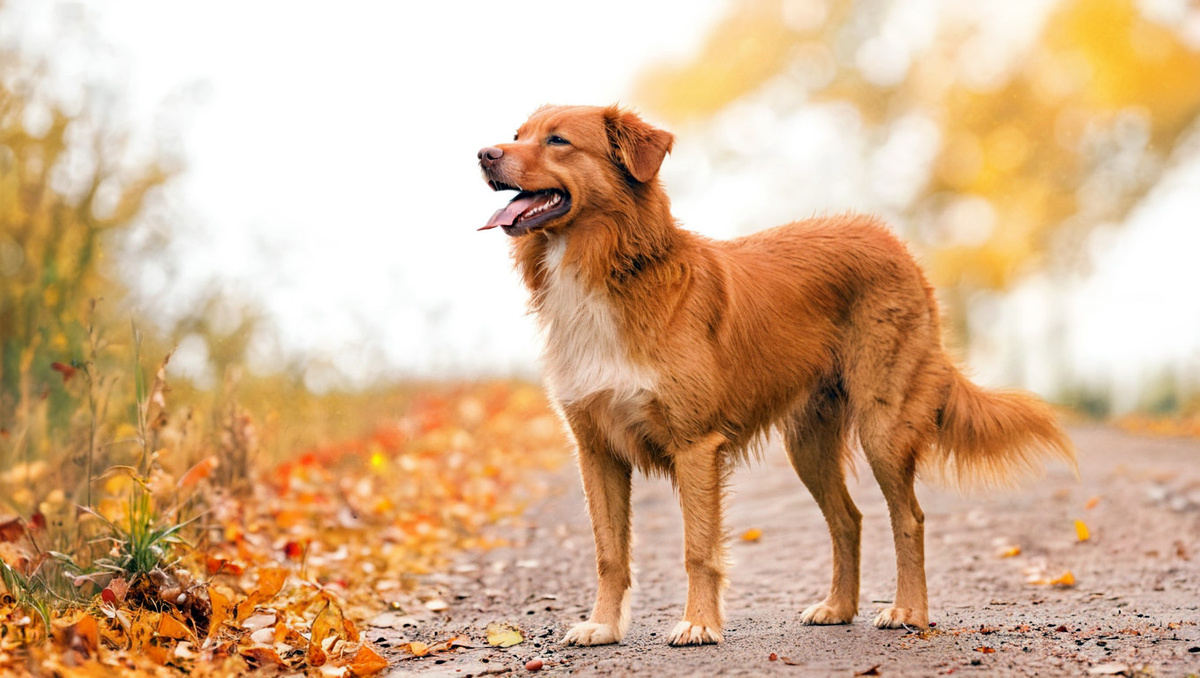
top-left (480, 189), bottom-right (571, 236)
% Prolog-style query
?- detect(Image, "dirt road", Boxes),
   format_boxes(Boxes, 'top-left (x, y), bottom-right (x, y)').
top-left (377, 426), bottom-right (1200, 677)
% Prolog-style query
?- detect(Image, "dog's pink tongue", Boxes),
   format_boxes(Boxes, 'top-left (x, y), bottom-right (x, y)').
top-left (479, 194), bottom-right (537, 231)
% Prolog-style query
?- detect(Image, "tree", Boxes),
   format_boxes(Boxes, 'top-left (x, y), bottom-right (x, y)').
top-left (636, 0), bottom-right (1200, 325)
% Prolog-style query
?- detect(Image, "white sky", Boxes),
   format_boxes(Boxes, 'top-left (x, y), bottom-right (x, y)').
top-left (2, 0), bottom-right (726, 385)
top-left (3, 0), bottom-right (1198, 406)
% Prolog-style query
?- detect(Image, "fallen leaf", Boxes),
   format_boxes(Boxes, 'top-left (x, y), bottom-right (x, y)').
top-left (997, 545), bottom-right (1021, 558)
top-left (309, 602), bottom-right (345, 666)
top-left (975, 646), bottom-right (996, 653)
top-left (157, 612), bottom-right (194, 641)
top-left (779, 656), bottom-right (801, 665)
top-left (208, 586), bottom-right (231, 639)
top-left (855, 665), bottom-right (882, 676)
top-left (178, 456), bottom-right (219, 489)
top-left (205, 556), bottom-right (245, 576)
top-left (347, 644), bottom-right (389, 676)
top-left (0, 516), bottom-right (24, 542)
top-left (741, 528), bottom-right (762, 542)
top-left (1075, 520), bottom-right (1090, 542)
top-left (65, 614), bottom-right (100, 655)
top-left (404, 640), bottom-right (430, 657)
top-left (241, 646), bottom-right (287, 668)
top-left (1050, 571), bottom-right (1076, 587)
top-left (236, 567), bottom-right (288, 621)
top-left (486, 622), bottom-right (523, 648)
top-left (1084, 496), bottom-right (1100, 510)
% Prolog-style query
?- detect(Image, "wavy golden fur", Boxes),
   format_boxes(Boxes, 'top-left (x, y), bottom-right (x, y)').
top-left (477, 104), bottom-right (1075, 647)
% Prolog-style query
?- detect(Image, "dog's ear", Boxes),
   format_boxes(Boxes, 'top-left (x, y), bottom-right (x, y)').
top-left (604, 107), bottom-right (674, 183)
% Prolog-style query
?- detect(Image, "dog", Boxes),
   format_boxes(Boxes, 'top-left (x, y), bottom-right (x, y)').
top-left (477, 105), bottom-right (1075, 647)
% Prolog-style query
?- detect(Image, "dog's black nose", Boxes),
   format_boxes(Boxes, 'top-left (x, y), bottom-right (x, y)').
top-left (478, 146), bottom-right (503, 168)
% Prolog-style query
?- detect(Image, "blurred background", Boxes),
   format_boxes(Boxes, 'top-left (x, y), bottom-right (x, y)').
top-left (3, 0), bottom-right (1199, 432)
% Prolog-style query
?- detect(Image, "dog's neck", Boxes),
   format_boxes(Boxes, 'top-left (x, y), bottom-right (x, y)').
top-left (511, 181), bottom-right (682, 300)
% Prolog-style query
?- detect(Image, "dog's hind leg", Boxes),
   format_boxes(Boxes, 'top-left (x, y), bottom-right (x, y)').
top-left (784, 383), bottom-right (862, 625)
top-left (667, 431), bottom-right (729, 646)
top-left (561, 406), bottom-right (635, 646)
top-left (854, 357), bottom-right (942, 630)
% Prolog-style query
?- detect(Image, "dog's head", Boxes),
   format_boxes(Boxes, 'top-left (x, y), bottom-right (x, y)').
top-left (478, 105), bottom-right (674, 236)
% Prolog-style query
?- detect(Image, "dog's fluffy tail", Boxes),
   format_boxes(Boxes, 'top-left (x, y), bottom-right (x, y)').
top-left (922, 366), bottom-right (1077, 490)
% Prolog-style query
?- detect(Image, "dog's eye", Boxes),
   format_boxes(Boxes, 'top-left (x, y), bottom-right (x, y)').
top-left (547, 135), bottom-right (570, 146)
top-left (513, 133), bottom-right (519, 141)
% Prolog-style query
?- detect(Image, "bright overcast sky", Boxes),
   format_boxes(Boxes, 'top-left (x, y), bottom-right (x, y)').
top-left (3, 0), bottom-right (727, 385)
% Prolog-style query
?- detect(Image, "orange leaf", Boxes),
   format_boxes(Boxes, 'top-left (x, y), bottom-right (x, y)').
top-left (178, 456), bottom-right (219, 489)
top-left (997, 545), bottom-right (1022, 558)
top-left (348, 644), bottom-right (389, 676)
top-left (1084, 496), bottom-right (1100, 510)
top-left (146, 642), bottom-right (170, 665)
top-left (208, 586), bottom-right (231, 639)
top-left (975, 646), bottom-right (996, 653)
top-left (241, 646), bottom-right (286, 668)
top-left (741, 528), bottom-right (763, 542)
top-left (1050, 570), bottom-right (1076, 587)
top-left (157, 612), bottom-right (193, 641)
top-left (236, 566), bottom-right (289, 621)
top-left (69, 614), bottom-right (100, 654)
top-left (205, 555), bottom-right (245, 576)
top-left (1074, 520), bottom-right (1090, 542)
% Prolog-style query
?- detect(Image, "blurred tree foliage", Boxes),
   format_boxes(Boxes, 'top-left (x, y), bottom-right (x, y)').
top-left (637, 0), bottom-right (1200, 296)
top-left (0, 47), bottom-right (170, 461)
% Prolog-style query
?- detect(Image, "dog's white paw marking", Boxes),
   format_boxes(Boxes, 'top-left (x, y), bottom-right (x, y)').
top-left (562, 622), bottom-right (621, 646)
top-left (873, 606), bottom-right (928, 629)
top-left (800, 601), bottom-right (855, 625)
top-left (667, 620), bottom-right (723, 646)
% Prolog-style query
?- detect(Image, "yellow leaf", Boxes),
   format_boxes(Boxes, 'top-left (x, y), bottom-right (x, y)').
top-left (1074, 520), bottom-right (1090, 542)
top-left (1050, 570), bottom-right (1076, 587)
top-left (405, 640), bottom-right (430, 656)
top-left (308, 602), bottom-right (344, 666)
top-left (998, 545), bottom-right (1022, 558)
top-left (486, 622), bottom-right (523, 648)
top-left (741, 528), bottom-right (762, 542)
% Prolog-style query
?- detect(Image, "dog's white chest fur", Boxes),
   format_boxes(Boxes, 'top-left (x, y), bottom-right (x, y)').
top-left (537, 234), bottom-right (655, 404)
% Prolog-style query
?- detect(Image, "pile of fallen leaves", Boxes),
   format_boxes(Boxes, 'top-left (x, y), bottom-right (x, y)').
top-left (0, 381), bottom-right (567, 676)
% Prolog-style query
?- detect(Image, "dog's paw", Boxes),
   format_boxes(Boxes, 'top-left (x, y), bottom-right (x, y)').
top-left (873, 606), bottom-right (928, 629)
top-left (667, 620), bottom-right (723, 646)
top-left (562, 622), bottom-right (621, 646)
top-left (799, 601), bottom-right (855, 625)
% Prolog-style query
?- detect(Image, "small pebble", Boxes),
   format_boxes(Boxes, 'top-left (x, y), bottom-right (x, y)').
top-left (526, 659), bottom-right (544, 671)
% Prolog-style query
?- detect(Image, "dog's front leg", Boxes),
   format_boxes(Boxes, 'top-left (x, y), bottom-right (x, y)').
top-left (562, 426), bottom-right (634, 646)
top-left (667, 432), bottom-right (728, 646)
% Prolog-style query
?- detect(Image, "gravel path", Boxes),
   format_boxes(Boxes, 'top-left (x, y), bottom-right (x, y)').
top-left (378, 426), bottom-right (1200, 677)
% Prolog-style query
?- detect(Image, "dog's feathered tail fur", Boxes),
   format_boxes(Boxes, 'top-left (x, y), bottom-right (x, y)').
top-left (922, 366), bottom-right (1077, 491)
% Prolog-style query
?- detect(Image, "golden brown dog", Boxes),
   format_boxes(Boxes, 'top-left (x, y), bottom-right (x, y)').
top-left (477, 105), bottom-right (1075, 647)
